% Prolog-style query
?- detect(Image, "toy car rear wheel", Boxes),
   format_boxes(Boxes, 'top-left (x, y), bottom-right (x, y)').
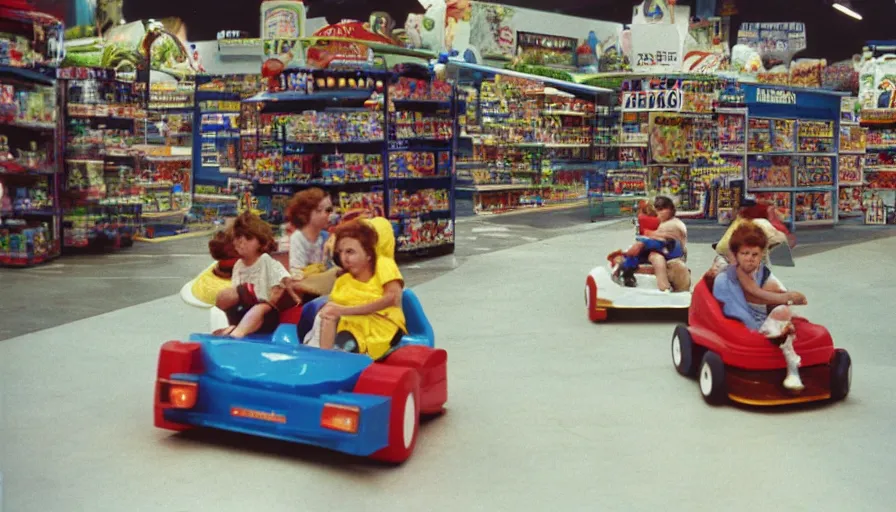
top-left (585, 276), bottom-right (608, 323)
top-left (671, 325), bottom-right (697, 377)
top-left (699, 351), bottom-right (728, 406)
top-left (353, 364), bottom-right (421, 464)
top-left (830, 348), bottom-right (852, 402)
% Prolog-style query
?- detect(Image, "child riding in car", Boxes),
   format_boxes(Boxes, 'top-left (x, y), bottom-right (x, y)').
top-left (711, 220), bottom-right (809, 391)
top-left (214, 212), bottom-right (301, 338)
top-left (311, 218), bottom-right (407, 359)
top-left (615, 196), bottom-right (688, 291)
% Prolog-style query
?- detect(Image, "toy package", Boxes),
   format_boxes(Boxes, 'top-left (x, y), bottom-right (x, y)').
top-left (389, 188), bottom-right (450, 216)
top-left (748, 118), bottom-right (772, 153)
top-left (282, 111), bottom-right (385, 143)
top-left (649, 114), bottom-right (686, 163)
top-left (389, 152), bottom-right (439, 178)
top-left (753, 191), bottom-right (792, 222)
top-left (795, 156), bottom-right (834, 187)
top-left (838, 155), bottom-right (863, 185)
top-left (840, 125), bottom-right (867, 152)
top-left (772, 119), bottom-right (796, 152)
top-left (790, 59), bottom-right (827, 88)
top-left (838, 186), bottom-right (864, 217)
top-left (797, 120), bottom-right (835, 153)
top-left (717, 113), bottom-right (745, 153)
top-left (748, 156), bottom-right (792, 188)
top-left (794, 191), bottom-right (833, 222)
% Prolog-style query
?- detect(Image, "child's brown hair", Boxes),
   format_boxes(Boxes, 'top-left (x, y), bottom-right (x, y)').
top-left (728, 220), bottom-right (768, 255)
top-left (286, 187), bottom-right (328, 228)
top-left (208, 229), bottom-right (239, 260)
top-left (332, 219), bottom-right (379, 272)
top-left (231, 211), bottom-right (278, 254)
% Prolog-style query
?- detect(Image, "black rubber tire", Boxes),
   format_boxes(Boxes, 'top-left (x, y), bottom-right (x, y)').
top-left (830, 348), bottom-right (852, 402)
top-left (699, 351), bottom-right (728, 406)
top-left (671, 324), bottom-right (697, 377)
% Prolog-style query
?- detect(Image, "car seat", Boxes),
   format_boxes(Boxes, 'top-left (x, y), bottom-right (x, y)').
top-left (290, 289), bottom-right (434, 349)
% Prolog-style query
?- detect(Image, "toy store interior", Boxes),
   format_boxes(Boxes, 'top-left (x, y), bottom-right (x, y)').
top-left (2, 0), bottom-right (896, 268)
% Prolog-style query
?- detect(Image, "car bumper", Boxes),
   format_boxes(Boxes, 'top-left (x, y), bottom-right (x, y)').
top-left (161, 375), bottom-right (391, 457)
top-left (725, 363), bottom-right (832, 406)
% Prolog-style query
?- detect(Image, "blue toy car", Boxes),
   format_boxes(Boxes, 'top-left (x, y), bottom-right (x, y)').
top-left (153, 289), bottom-right (448, 464)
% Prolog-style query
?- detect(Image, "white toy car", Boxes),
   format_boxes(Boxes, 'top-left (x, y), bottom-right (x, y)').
top-left (584, 215), bottom-right (691, 322)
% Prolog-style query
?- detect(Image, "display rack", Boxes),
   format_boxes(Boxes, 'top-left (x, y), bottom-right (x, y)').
top-left (450, 62), bottom-right (613, 215)
top-left (133, 81), bottom-right (196, 239)
top-left (191, 74), bottom-right (262, 228)
top-left (858, 108), bottom-right (896, 225)
top-left (740, 83), bottom-right (845, 230)
top-left (837, 98), bottom-right (867, 220)
top-left (240, 64), bottom-right (457, 259)
top-left (59, 67), bottom-right (144, 251)
top-left (0, 7), bottom-right (64, 267)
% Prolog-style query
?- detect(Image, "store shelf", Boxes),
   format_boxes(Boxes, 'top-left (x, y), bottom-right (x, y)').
top-left (0, 64), bottom-right (55, 86)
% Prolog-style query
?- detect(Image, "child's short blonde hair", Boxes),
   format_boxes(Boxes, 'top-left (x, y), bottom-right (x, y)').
top-left (638, 200), bottom-right (657, 217)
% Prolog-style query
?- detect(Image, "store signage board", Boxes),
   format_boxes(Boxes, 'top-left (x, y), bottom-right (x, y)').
top-left (630, 23), bottom-right (682, 73)
top-left (622, 90), bottom-right (683, 112)
top-left (736, 22), bottom-right (806, 65)
top-left (755, 88), bottom-right (796, 105)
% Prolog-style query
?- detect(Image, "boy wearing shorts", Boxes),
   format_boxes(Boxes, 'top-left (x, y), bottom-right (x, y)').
top-left (616, 196), bottom-right (689, 291)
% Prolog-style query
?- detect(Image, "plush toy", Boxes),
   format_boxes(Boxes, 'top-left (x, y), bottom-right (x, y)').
top-left (180, 228), bottom-right (240, 308)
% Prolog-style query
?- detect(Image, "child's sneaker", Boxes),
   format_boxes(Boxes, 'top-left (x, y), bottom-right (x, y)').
top-left (783, 373), bottom-right (805, 391)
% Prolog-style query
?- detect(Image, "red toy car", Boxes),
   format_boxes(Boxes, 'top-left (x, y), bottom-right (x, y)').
top-left (670, 272), bottom-right (851, 406)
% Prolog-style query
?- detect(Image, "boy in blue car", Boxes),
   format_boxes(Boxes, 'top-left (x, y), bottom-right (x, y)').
top-left (614, 196), bottom-right (689, 291)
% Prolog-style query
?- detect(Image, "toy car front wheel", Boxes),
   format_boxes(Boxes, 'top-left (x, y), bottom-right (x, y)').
top-left (830, 348), bottom-right (852, 402)
top-left (699, 351), bottom-right (728, 406)
top-left (671, 325), bottom-right (697, 377)
top-left (353, 364), bottom-right (421, 464)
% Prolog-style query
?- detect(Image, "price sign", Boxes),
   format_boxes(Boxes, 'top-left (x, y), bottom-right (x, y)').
top-left (388, 139), bottom-right (410, 151)
top-left (284, 142), bottom-right (305, 154)
top-left (271, 184), bottom-right (294, 195)
top-left (621, 90), bottom-right (683, 112)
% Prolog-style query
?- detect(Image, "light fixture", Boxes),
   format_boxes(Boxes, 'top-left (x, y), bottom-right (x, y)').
top-left (833, 1), bottom-right (863, 20)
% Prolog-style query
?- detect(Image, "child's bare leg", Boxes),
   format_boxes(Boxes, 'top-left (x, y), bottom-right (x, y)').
top-left (762, 306), bottom-right (803, 391)
top-left (216, 287), bottom-right (239, 310)
top-left (648, 252), bottom-right (671, 291)
top-left (230, 303), bottom-right (273, 338)
top-left (319, 316), bottom-right (339, 350)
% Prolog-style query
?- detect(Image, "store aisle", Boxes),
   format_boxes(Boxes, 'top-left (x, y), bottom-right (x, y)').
top-left (1, 226), bottom-right (895, 511)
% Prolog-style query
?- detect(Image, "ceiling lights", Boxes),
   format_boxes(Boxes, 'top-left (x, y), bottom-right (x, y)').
top-left (832, 1), bottom-right (863, 20)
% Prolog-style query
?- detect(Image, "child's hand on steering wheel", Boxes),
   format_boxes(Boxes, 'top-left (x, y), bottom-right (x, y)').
top-left (787, 291), bottom-right (807, 306)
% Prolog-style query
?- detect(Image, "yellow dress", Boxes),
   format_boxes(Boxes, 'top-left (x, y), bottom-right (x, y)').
top-left (329, 216), bottom-right (405, 359)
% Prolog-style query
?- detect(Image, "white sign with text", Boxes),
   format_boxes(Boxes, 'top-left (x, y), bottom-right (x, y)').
top-left (630, 22), bottom-right (683, 73)
top-left (622, 90), bottom-right (683, 112)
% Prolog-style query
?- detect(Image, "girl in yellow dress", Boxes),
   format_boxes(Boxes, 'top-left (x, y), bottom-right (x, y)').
top-left (318, 218), bottom-right (406, 359)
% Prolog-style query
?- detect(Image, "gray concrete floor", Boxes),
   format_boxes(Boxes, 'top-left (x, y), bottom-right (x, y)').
top-left (0, 211), bottom-right (620, 341)
top-left (2, 208), bottom-right (896, 511)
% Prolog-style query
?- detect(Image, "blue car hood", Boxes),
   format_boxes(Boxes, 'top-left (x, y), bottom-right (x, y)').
top-left (199, 340), bottom-right (373, 395)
